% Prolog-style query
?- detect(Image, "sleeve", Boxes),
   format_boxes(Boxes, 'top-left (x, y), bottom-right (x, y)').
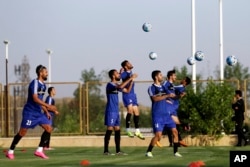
top-left (148, 85), bottom-right (155, 97)
top-left (120, 72), bottom-right (126, 81)
top-left (45, 96), bottom-right (53, 105)
top-left (106, 82), bottom-right (118, 93)
top-left (174, 85), bottom-right (185, 95)
top-left (232, 99), bottom-right (245, 113)
top-left (52, 99), bottom-right (55, 105)
top-left (163, 81), bottom-right (172, 94)
top-left (237, 99), bottom-right (245, 113)
top-left (30, 80), bottom-right (37, 95)
top-left (121, 72), bottom-right (131, 81)
top-left (232, 101), bottom-right (239, 110)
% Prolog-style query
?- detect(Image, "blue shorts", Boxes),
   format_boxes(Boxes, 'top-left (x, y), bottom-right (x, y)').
top-left (152, 117), bottom-right (176, 133)
top-left (45, 112), bottom-right (54, 126)
top-left (47, 116), bottom-right (53, 126)
top-left (166, 102), bottom-right (178, 116)
top-left (105, 112), bottom-right (120, 127)
top-left (122, 93), bottom-right (138, 107)
top-left (21, 113), bottom-right (50, 129)
top-left (171, 106), bottom-right (178, 116)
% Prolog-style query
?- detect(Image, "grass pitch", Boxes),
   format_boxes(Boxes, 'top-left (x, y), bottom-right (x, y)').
top-left (1, 146), bottom-right (249, 167)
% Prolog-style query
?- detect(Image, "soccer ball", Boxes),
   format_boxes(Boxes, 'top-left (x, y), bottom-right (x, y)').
top-left (194, 51), bottom-right (205, 61)
top-left (142, 22), bottom-right (152, 32)
top-left (226, 55), bottom-right (237, 66)
top-left (149, 52), bottom-right (157, 60)
top-left (187, 56), bottom-right (196, 65)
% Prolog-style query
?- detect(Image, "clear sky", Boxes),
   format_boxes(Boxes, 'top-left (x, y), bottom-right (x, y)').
top-left (0, 0), bottom-right (249, 99)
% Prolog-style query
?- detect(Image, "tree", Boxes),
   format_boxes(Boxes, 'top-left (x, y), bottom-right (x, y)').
top-left (215, 62), bottom-right (250, 88)
top-left (54, 99), bottom-right (80, 133)
top-left (79, 67), bottom-right (106, 132)
top-left (215, 62), bottom-right (250, 112)
top-left (178, 81), bottom-right (236, 145)
top-left (174, 65), bottom-right (238, 145)
top-left (54, 68), bottom-right (107, 133)
top-left (174, 65), bottom-right (202, 81)
top-left (174, 66), bottom-right (191, 80)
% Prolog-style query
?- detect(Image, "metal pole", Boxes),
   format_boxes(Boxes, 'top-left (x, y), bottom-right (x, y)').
top-left (13, 86), bottom-right (18, 133)
top-left (46, 49), bottom-right (52, 87)
top-left (4, 40), bottom-right (10, 137)
top-left (191, 0), bottom-right (196, 92)
top-left (219, 0), bottom-right (224, 81)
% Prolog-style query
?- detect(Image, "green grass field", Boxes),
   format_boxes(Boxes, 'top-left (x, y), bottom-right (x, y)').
top-left (1, 146), bottom-right (249, 167)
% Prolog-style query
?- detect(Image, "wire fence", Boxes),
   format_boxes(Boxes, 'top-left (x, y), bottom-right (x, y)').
top-left (0, 79), bottom-right (249, 137)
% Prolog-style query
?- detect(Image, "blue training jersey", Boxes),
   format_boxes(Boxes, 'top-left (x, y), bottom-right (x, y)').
top-left (162, 80), bottom-right (175, 103)
top-left (120, 71), bottom-right (135, 95)
top-left (23, 79), bottom-right (46, 116)
top-left (174, 84), bottom-right (186, 106)
top-left (45, 95), bottom-right (55, 116)
top-left (148, 84), bottom-right (171, 119)
top-left (105, 82), bottom-right (122, 113)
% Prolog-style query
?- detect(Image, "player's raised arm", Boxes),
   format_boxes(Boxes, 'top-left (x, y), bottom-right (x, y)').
top-left (118, 73), bottom-right (138, 89)
top-left (122, 74), bottom-right (137, 93)
top-left (122, 80), bottom-right (134, 93)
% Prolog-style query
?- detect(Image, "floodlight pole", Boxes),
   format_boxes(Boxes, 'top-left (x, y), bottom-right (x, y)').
top-left (191, 0), bottom-right (196, 92)
top-left (219, 0), bottom-right (224, 81)
top-left (46, 49), bottom-right (53, 87)
top-left (3, 40), bottom-right (10, 137)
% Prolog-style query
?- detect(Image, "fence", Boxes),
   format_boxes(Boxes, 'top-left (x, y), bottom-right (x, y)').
top-left (84, 79), bottom-right (248, 135)
top-left (0, 79), bottom-right (249, 137)
top-left (0, 82), bottom-right (82, 137)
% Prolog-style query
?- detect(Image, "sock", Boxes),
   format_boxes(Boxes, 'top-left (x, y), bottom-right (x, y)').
top-left (135, 129), bottom-right (140, 133)
top-left (114, 130), bottom-right (121, 153)
top-left (36, 147), bottom-right (43, 152)
top-left (104, 130), bottom-right (112, 153)
top-left (134, 115), bottom-right (139, 129)
top-left (8, 150), bottom-right (14, 154)
top-left (173, 142), bottom-right (179, 154)
top-left (146, 144), bottom-right (154, 152)
top-left (44, 132), bottom-right (51, 148)
top-left (126, 113), bottom-right (132, 129)
top-left (167, 129), bottom-right (173, 144)
top-left (46, 133), bottom-right (51, 147)
top-left (39, 131), bottom-right (50, 147)
top-left (176, 125), bottom-right (182, 141)
top-left (10, 133), bottom-right (22, 150)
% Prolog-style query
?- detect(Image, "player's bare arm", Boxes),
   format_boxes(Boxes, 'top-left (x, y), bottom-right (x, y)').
top-left (118, 73), bottom-right (138, 89)
top-left (123, 80), bottom-right (134, 93)
top-left (152, 93), bottom-right (175, 102)
top-left (171, 115), bottom-right (181, 124)
top-left (32, 94), bottom-right (57, 112)
top-left (42, 106), bottom-right (51, 120)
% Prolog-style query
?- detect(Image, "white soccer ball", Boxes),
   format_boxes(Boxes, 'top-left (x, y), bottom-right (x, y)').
top-left (187, 56), bottom-right (196, 65)
top-left (149, 52), bottom-right (157, 60)
top-left (194, 51), bottom-right (205, 61)
top-left (226, 55), bottom-right (238, 66)
top-left (142, 22), bottom-right (152, 32)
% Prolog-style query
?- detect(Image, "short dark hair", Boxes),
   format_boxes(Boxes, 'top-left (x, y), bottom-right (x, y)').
top-left (167, 69), bottom-right (176, 79)
top-left (235, 90), bottom-right (242, 97)
top-left (151, 70), bottom-right (161, 81)
top-left (48, 87), bottom-right (54, 94)
top-left (108, 69), bottom-right (116, 79)
top-left (185, 77), bottom-right (191, 85)
top-left (121, 60), bottom-right (128, 68)
top-left (36, 65), bottom-right (46, 76)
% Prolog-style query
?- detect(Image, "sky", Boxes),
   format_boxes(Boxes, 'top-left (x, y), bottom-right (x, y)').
top-left (0, 0), bottom-right (250, 100)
